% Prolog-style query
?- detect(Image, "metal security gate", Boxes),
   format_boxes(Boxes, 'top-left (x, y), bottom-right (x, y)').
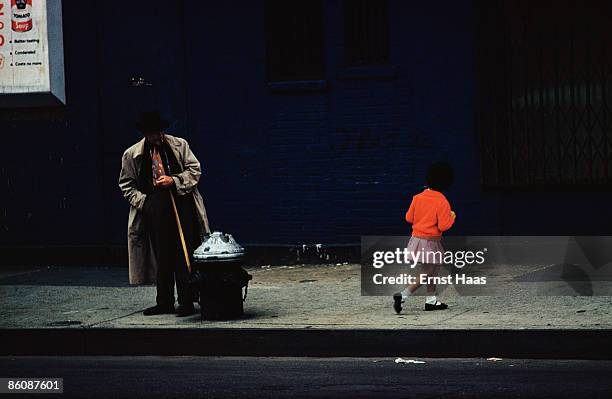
top-left (477, 0), bottom-right (612, 189)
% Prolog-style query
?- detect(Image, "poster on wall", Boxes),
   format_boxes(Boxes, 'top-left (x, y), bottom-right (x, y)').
top-left (0, 0), bottom-right (65, 107)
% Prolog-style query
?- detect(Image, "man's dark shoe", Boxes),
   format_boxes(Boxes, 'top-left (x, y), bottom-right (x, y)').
top-left (175, 304), bottom-right (197, 317)
top-left (143, 304), bottom-right (175, 316)
top-left (425, 302), bottom-right (448, 311)
top-left (393, 293), bottom-right (404, 314)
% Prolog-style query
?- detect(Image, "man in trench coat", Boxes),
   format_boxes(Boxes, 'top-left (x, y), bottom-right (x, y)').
top-left (118, 111), bottom-right (210, 316)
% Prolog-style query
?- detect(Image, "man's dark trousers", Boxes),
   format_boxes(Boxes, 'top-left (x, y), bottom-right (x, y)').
top-left (143, 189), bottom-right (195, 308)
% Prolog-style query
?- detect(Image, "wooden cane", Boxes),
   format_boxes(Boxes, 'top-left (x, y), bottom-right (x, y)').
top-left (169, 190), bottom-right (192, 273)
top-left (153, 141), bottom-right (192, 273)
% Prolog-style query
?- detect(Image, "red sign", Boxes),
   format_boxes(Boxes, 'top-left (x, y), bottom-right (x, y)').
top-left (11, 0), bottom-right (32, 33)
top-left (0, 2), bottom-right (6, 47)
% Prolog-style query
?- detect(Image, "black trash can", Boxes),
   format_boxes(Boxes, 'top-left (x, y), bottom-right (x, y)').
top-left (190, 232), bottom-right (252, 320)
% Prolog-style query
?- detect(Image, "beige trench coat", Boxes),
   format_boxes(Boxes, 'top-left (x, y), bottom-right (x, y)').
top-left (118, 134), bottom-right (211, 285)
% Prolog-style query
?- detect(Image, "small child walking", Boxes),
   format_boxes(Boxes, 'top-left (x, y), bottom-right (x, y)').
top-left (394, 161), bottom-right (456, 313)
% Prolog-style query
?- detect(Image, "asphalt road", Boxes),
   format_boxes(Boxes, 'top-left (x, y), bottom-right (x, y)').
top-left (1, 356), bottom-right (611, 398)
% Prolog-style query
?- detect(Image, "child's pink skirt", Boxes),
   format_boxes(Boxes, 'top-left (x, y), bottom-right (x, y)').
top-left (407, 236), bottom-right (445, 265)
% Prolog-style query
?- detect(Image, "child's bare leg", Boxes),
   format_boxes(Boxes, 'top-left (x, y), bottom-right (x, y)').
top-left (401, 264), bottom-right (438, 294)
top-left (400, 264), bottom-right (439, 295)
top-left (407, 280), bottom-right (421, 294)
top-left (425, 264), bottom-right (440, 294)
top-left (406, 263), bottom-right (426, 293)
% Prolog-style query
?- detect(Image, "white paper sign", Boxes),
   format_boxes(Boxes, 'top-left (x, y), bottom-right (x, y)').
top-left (0, 0), bottom-right (65, 106)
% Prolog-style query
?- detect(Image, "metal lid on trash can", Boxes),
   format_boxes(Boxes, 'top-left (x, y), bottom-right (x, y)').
top-left (193, 231), bottom-right (245, 262)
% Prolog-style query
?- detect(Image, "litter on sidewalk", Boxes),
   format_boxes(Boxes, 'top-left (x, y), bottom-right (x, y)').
top-left (394, 358), bottom-right (426, 364)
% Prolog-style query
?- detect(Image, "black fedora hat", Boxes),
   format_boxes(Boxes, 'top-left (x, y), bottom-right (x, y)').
top-left (135, 111), bottom-right (169, 133)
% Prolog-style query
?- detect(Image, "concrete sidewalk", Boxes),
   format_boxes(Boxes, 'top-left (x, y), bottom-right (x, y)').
top-left (1, 263), bottom-right (611, 358)
top-left (1, 263), bottom-right (611, 329)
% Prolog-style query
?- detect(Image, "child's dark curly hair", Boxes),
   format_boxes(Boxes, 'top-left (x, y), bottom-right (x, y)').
top-left (426, 161), bottom-right (454, 192)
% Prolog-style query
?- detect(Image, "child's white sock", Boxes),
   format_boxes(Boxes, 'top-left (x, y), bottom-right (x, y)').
top-left (426, 295), bottom-right (437, 305)
top-left (401, 288), bottom-right (411, 300)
